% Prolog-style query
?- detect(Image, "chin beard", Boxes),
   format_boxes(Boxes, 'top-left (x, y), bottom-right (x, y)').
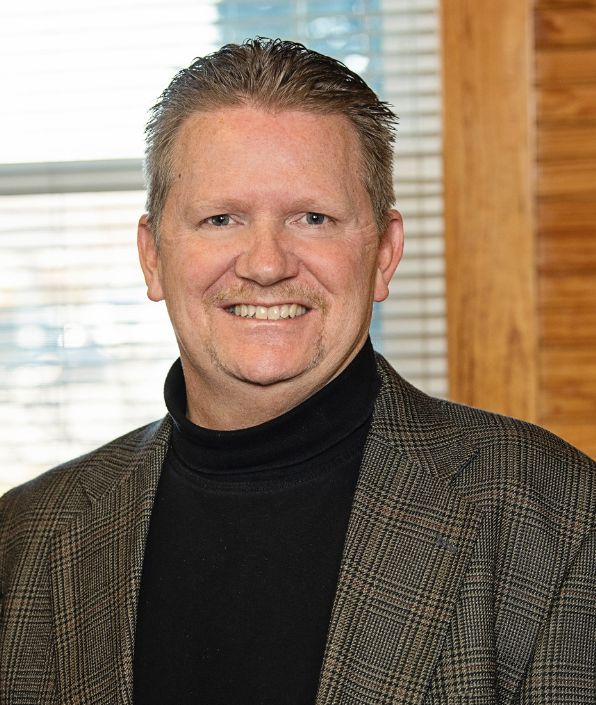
top-left (205, 336), bottom-right (325, 388)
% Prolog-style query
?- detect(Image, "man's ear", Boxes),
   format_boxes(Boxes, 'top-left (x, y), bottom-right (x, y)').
top-left (137, 215), bottom-right (165, 302)
top-left (374, 209), bottom-right (404, 302)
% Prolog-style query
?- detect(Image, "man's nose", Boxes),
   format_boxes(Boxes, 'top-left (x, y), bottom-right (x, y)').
top-left (234, 225), bottom-right (298, 285)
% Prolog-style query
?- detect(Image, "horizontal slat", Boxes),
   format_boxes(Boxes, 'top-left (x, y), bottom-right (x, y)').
top-left (536, 6), bottom-right (596, 46)
top-left (539, 230), bottom-right (596, 272)
top-left (538, 84), bottom-right (596, 121)
top-left (536, 47), bottom-right (596, 83)
top-left (541, 305), bottom-right (596, 345)
top-left (540, 348), bottom-right (596, 417)
top-left (538, 268), bottom-right (596, 350)
top-left (538, 123), bottom-right (596, 159)
top-left (540, 272), bottom-right (596, 344)
top-left (535, 0), bottom-right (596, 7)
top-left (538, 197), bottom-right (596, 229)
top-left (538, 420), bottom-right (596, 459)
top-left (540, 271), bottom-right (596, 307)
top-left (538, 159), bottom-right (596, 195)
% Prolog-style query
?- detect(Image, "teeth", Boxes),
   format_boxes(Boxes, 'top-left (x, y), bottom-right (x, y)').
top-left (229, 304), bottom-right (307, 319)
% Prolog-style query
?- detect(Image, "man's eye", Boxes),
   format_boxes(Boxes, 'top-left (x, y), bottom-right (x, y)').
top-left (208, 214), bottom-right (231, 226)
top-left (304, 212), bottom-right (327, 225)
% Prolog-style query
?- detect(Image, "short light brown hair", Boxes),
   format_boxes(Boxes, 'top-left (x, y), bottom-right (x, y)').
top-left (144, 37), bottom-right (397, 240)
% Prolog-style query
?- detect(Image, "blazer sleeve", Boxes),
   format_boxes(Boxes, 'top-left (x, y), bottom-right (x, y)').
top-left (518, 529), bottom-right (596, 704)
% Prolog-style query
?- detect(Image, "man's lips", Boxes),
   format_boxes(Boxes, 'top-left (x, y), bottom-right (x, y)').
top-left (226, 303), bottom-right (308, 320)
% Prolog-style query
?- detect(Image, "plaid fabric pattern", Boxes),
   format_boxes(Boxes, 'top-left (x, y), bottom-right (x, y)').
top-left (1, 355), bottom-right (594, 704)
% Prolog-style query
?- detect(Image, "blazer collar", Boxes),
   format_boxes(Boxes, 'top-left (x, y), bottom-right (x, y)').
top-left (316, 355), bottom-right (483, 704)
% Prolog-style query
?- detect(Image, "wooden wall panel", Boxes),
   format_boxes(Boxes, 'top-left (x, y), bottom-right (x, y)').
top-left (540, 274), bottom-right (596, 345)
top-left (538, 124), bottom-right (596, 159)
top-left (539, 160), bottom-right (596, 195)
top-left (541, 349), bottom-right (596, 417)
top-left (535, 0), bottom-right (596, 457)
top-left (541, 272), bottom-right (596, 305)
top-left (539, 230), bottom-right (596, 272)
top-left (441, 0), bottom-right (537, 420)
top-left (538, 198), bottom-right (595, 229)
top-left (541, 307), bottom-right (596, 346)
top-left (536, 48), bottom-right (596, 82)
top-left (539, 84), bottom-right (596, 121)
top-left (536, 7), bottom-right (596, 45)
top-left (536, 0), bottom-right (596, 8)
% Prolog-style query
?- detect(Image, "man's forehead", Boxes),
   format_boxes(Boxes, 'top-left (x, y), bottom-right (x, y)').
top-left (168, 106), bottom-right (365, 193)
top-left (174, 105), bottom-right (359, 149)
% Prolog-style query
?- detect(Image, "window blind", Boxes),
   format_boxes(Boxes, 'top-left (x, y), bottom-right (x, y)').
top-left (0, 0), bottom-right (445, 492)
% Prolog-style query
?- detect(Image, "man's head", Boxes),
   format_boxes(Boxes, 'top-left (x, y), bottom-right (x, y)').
top-left (144, 37), bottom-right (397, 241)
top-left (138, 39), bottom-right (404, 429)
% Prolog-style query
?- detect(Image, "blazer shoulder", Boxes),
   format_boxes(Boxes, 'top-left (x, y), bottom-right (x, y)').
top-left (0, 417), bottom-right (171, 600)
top-left (440, 394), bottom-right (595, 541)
top-left (374, 353), bottom-right (595, 531)
top-left (443, 392), bottom-right (593, 466)
top-left (0, 417), bottom-right (171, 537)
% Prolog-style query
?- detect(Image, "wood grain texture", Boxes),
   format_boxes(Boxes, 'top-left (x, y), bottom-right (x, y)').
top-left (541, 306), bottom-right (596, 345)
top-left (540, 271), bottom-right (596, 345)
top-left (539, 230), bottom-right (596, 272)
top-left (538, 159), bottom-right (596, 195)
top-left (540, 271), bottom-right (596, 310)
top-left (534, 0), bottom-right (596, 458)
top-left (540, 348), bottom-right (596, 417)
top-left (536, 0), bottom-right (596, 8)
top-left (538, 197), bottom-right (596, 229)
top-left (537, 48), bottom-right (596, 83)
top-left (539, 84), bottom-right (596, 121)
top-left (441, 0), bottom-right (537, 420)
top-left (538, 124), bottom-right (596, 159)
top-left (536, 7), bottom-right (596, 46)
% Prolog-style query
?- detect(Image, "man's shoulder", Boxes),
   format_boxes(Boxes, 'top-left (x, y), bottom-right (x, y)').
top-left (438, 383), bottom-right (593, 470)
top-left (0, 417), bottom-right (171, 533)
top-left (442, 393), bottom-right (595, 517)
top-left (374, 353), bottom-right (595, 525)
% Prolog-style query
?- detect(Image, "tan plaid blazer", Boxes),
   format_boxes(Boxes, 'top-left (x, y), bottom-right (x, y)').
top-left (1, 355), bottom-right (595, 705)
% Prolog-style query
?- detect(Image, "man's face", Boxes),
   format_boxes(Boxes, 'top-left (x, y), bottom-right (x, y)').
top-left (138, 106), bottom-right (403, 424)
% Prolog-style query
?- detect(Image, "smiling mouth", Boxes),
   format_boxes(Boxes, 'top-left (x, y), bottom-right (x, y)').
top-left (226, 304), bottom-right (309, 320)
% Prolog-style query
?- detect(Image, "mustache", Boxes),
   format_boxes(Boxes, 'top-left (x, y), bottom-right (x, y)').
top-left (210, 283), bottom-right (327, 310)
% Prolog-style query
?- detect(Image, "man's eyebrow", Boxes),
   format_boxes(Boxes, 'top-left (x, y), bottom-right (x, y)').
top-left (184, 198), bottom-right (250, 214)
top-left (185, 196), bottom-right (349, 215)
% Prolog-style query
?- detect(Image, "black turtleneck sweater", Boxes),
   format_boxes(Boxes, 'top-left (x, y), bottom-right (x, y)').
top-left (133, 340), bottom-right (380, 705)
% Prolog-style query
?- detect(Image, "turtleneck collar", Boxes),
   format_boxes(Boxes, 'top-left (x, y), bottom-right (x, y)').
top-left (164, 338), bottom-right (380, 474)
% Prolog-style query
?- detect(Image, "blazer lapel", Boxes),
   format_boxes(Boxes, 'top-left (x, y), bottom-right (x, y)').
top-left (47, 420), bottom-right (170, 705)
top-left (316, 358), bottom-right (484, 705)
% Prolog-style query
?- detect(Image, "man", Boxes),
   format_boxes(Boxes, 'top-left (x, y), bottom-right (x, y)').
top-left (0, 38), bottom-right (594, 705)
